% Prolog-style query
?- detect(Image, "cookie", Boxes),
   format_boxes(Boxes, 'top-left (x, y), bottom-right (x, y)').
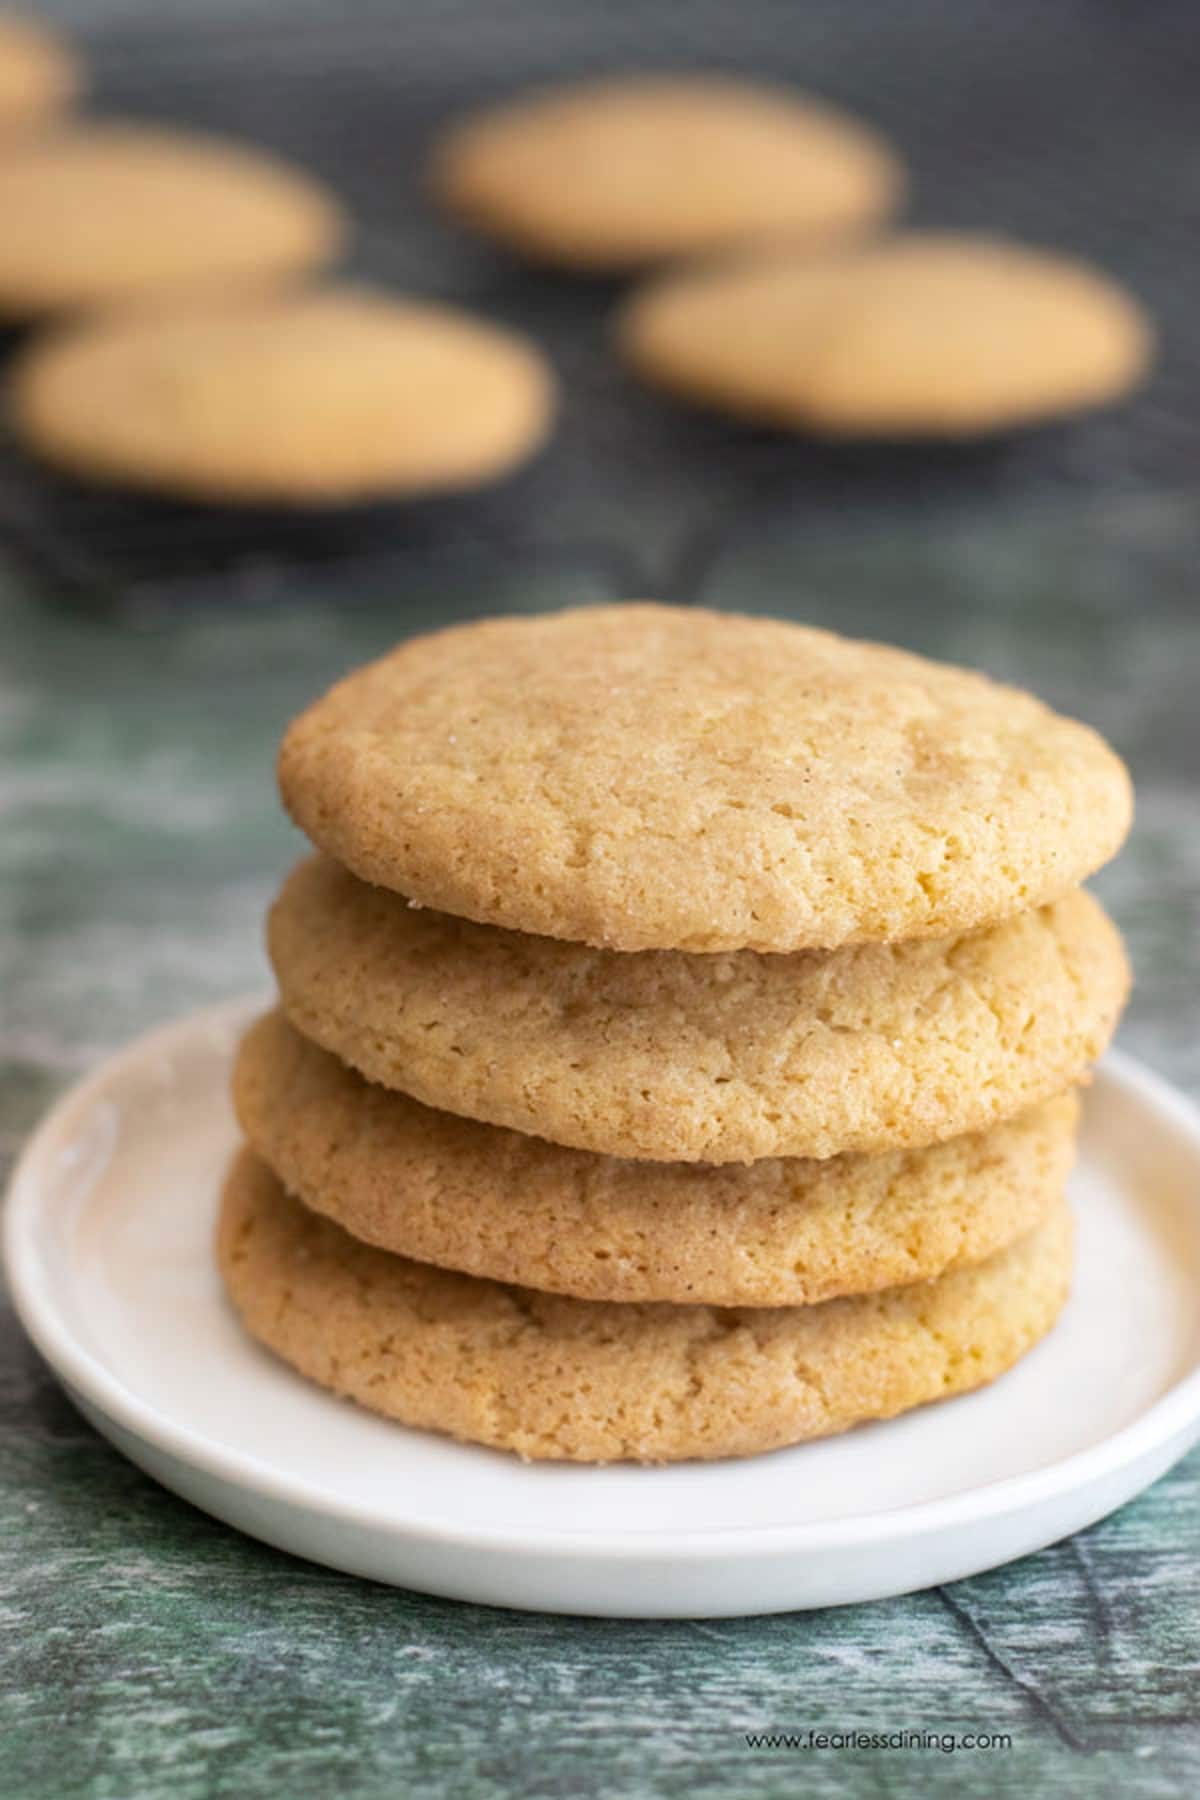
top-left (0, 14), bottom-right (79, 132)
top-left (276, 606), bottom-right (1132, 953)
top-left (0, 122), bottom-right (344, 316)
top-left (218, 1150), bottom-right (1074, 1463)
top-left (430, 75), bottom-right (903, 271)
top-left (269, 853), bottom-right (1124, 1163)
top-left (235, 1010), bottom-right (1078, 1306)
top-left (10, 286), bottom-right (556, 503)
top-left (620, 234), bottom-right (1153, 434)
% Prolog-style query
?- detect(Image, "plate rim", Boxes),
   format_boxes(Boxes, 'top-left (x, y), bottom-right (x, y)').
top-left (5, 993), bottom-right (1200, 1563)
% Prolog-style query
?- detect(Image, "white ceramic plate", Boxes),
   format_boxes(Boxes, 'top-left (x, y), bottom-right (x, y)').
top-left (6, 996), bottom-right (1200, 1618)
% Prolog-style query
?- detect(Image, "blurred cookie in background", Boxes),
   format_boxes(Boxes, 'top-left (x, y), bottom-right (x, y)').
top-left (430, 74), bottom-right (903, 270)
top-left (0, 13), bottom-right (80, 134)
top-left (620, 233), bottom-right (1154, 435)
top-left (9, 284), bottom-right (557, 503)
top-left (0, 122), bottom-right (345, 316)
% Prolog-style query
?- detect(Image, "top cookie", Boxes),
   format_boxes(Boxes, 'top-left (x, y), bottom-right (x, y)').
top-left (620, 234), bottom-right (1153, 434)
top-left (278, 605), bottom-right (1132, 953)
top-left (0, 14), bottom-right (79, 132)
top-left (430, 75), bottom-right (903, 270)
top-left (0, 121), bottom-right (344, 316)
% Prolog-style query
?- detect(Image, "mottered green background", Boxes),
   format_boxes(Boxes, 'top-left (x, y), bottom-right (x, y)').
top-left (3, 3), bottom-right (1200, 1795)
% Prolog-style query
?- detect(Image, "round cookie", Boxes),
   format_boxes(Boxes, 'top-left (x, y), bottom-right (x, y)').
top-left (276, 606), bottom-right (1133, 953)
top-left (0, 122), bottom-right (344, 317)
top-left (268, 855), bottom-right (1127, 1163)
top-left (620, 234), bottom-right (1153, 435)
top-left (429, 75), bottom-right (903, 271)
top-left (0, 14), bottom-right (80, 133)
top-left (218, 1150), bottom-right (1074, 1463)
top-left (10, 286), bottom-right (556, 503)
top-left (235, 1010), bottom-right (1078, 1306)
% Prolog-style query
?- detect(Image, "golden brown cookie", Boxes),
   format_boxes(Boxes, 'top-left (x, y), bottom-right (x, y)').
top-left (430, 75), bottom-right (903, 270)
top-left (268, 855), bottom-right (1125, 1163)
top-left (276, 606), bottom-right (1132, 954)
top-left (620, 234), bottom-right (1153, 434)
top-left (0, 121), bottom-right (344, 316)
top-left (235, 1010), bottom-right (1078, 1306)
top-left (0, 14), bottom-right (79, 132)
top-left (10, 285), bottom-right (556, 502)
top-left (218, 1149), bottom-right (1074, 1463)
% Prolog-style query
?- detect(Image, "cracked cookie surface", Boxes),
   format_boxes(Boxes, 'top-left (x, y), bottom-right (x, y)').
top-left (235, 1011), bottom-right (1077, 1305)
top-left (277, 604), bottom-right (1132, 953)
top-left (269, 855), bottom-right (1127, 1162)
top-left (218, 1149), bottom-right (1074, 1463)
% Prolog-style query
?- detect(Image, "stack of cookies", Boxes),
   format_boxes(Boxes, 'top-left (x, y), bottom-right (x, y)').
top-left (219, 605), bottom-right (1132, 1464)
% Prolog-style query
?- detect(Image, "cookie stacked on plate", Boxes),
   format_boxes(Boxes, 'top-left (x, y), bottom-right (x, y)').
top-left (219, 604), bottom-right (1132, 1464)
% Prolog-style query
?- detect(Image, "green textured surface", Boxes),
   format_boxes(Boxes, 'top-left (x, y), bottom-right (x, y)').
top-left (2, 495), bottom-right (1199, 1797)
